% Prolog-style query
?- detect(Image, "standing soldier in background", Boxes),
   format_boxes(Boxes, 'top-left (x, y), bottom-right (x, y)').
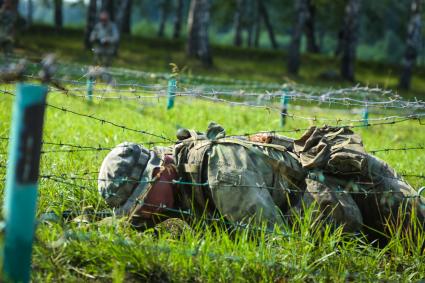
top-left (89, 11), bottom-right (119, 67)
top-left (0, 0), bottom-right (16, 58)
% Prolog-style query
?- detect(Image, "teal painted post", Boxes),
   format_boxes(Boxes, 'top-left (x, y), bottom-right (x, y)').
top-left (86, 76), bottom-right (94, 102)
top-left (362, 105), bottom-right (369, 126)
top-left (2, 83), bottom-right (48, 283)
top-left (167, 79), bottom-right (176, 110)
top-left (280, 90), bottom-right (290, 127)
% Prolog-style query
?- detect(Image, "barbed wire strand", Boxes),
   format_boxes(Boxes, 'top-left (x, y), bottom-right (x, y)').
top-left (0, 89), bottom-right (174, 142)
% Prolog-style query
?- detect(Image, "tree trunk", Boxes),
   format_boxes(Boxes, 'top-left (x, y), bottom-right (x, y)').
top-left (287, 0), bottom-right (309, 75)
top-left (233, 0), bottom-right (244, 47)
top-left (173, 0), bottom-right (184, 39)
top-left (116, 0), bottom-right (131, 33)
top-left (101, 0), bottom-right (114, 21)
top-left (122, 0), bottom-right (132, 34)
top-left (340, 0), bottom-right (360, 81)
top-left (54, 0), bottom-right (63, 31)
top-left (399, 0), bottom-right (422, 90)
top-left (27, 0), bottom-right (33, 27)
top-left (187, 0), bottom-right (213, 66)
top-left (253, 4), bottom-right (261, 48)
top-left (11, 0), bottom-right (19, 14)
top-left (12, 0), bottom-right (18, 10)
top-left (84, 0), bottom-right (97, 49)
top-left (245, 0), bottom-right (256, 47)
top-left (158, 0), bottom-right (170, 37)
top-left (304, 0), bottom-right (319, 53)
top-left (257, 0), bottom-right (278, 49)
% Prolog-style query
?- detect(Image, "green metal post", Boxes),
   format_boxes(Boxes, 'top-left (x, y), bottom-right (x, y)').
top-left (280, 89), bottom-right (290, 127)
top-left (167, 78), bottom-right (177, 110)
top-left (2, 83), bottom-right (48, 283)
top-left (87, 76), bottom-right (94, 102)
top-left (362, 105), bottom-right (369, 127)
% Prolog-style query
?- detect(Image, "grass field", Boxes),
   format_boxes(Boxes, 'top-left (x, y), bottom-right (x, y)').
top-left (0, 75), bottom-right (424, 281)
top-left (0, 27), bottom-right (425, 281)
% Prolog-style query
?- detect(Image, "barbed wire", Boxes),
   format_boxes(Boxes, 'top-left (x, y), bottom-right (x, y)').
top-left (4, 86), bottom-right (425, 126)
top-left (46, 103), bottom-right (174, 141)
top-left (1, 157), bottom-right (423, 182)
top-left (369, 145), bottom-right (425, 154)
top-left (16, 86), bottom-right (423, 125)
top-left (0, 156), bottom-right (422, 196)
top-left (0, 89), bottom-right (174, 142)
top-left (45, 82), bottom-right (424, 110)
top-left (226, 116), bottom-right (424, 137)
top-left (1, 56), bottom-right (420, 97)
top-left (0, 136), bottom-right (174, 152)
top-left (4, 60), bottom-right (424, 110)
top-left (45, 86), bottom-right (425, 114)
top-left (3, 59), bottom-right (425, 266)
top-left (0, 169), bottom-right (416, 197)
top-left (2, 61), bottom-right (424, 194)
top-left (194, 93), bottom-right (425, 113)
top-left (2, 91), bottom-right (423, 147)
top-left (33, 174), bottom-right (298, 238)
top-left (1, 134), bottom-right (425, 157)
top-left (3, 56), bottom-right (283, 89)
top-left (25, 174), bottom-right (424, 246)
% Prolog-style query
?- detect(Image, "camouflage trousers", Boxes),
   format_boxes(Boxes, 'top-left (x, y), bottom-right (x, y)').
top-left (93, 45), bottom-right (116, 67)
top-left (292, 126), bottom-right (425, 239)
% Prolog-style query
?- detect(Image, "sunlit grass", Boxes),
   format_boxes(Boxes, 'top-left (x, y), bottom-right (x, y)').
top-left (0, 77), bottom-right (424, 281)
top-left (1, 25), bottom-right (425, 280)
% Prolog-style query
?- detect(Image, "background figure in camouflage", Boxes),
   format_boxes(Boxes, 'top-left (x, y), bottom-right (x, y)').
top-left (89, 11), bottom-right (119, 67)
top-left (0, 0), bottom-right (16, 58)
top-left (98, 123), bottom-right (424, 242)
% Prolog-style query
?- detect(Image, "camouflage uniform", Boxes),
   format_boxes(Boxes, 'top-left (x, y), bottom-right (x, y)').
top-left (292, 126), bottom-right (425, 238)
top-left (98, 123), bottom-right (425, 238)
top-left (0, 7), bottom-right (16, 57)
top-left (89, 21), bottom-right (119, 67)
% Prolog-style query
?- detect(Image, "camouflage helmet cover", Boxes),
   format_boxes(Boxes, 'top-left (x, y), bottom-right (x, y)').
top-left (98, 142), bottom-right (155, 215)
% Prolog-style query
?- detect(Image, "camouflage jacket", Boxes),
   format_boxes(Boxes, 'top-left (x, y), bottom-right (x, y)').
top-left (172, 123), bottom-right (424, 234)
top-left (174, 123), bottom-right (305, 228)
top-left (90, 22), bottom-right (119, 46)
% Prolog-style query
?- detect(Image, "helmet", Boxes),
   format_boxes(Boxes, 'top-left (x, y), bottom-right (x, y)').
top-left (98, 142), bottom-right (162, 216)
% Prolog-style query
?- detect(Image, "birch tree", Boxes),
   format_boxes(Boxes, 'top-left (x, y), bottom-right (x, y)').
top-left (288, 0), bottom-right (309, 75)
top-left (340, 0), bottom-right (360, 81)
top-left (173, 0), bottom-right (184, 39)
top-left (187, 0), bottom-right (213, 66)
top-left (399, 0), bottom-right (422, 90)
top-left (84, 0), bottom-right (97, 49)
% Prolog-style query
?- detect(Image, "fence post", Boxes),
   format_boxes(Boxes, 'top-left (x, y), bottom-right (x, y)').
top-left (2, 83), bottom-right (48, 283)
top-left (362, 104), bottom-right (369, 126)
top-left (280, 88), bottom-right (290, 127)
top-left (86, 75), bottom-right (94, 102)
top-left (167, 78), bottom-right (177, 110)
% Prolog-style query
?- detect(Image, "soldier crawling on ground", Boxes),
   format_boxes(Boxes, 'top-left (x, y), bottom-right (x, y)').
top-left (98, 123), bottom-right (425, 244)
top-left (0, 0), bottom-right (16, 58)
top-left (89, 11), bottom-right (119, 67)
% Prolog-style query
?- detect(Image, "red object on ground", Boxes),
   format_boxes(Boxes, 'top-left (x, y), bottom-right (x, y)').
top-left (139, 155), bottom-right (177, 218)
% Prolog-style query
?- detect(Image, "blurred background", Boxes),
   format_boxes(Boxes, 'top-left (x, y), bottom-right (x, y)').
top-left (2, 0), bottom-right (425, 95)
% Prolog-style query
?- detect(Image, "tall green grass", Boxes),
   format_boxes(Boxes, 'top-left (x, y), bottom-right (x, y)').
top-left (0, 75), bottom-right (424, 281)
